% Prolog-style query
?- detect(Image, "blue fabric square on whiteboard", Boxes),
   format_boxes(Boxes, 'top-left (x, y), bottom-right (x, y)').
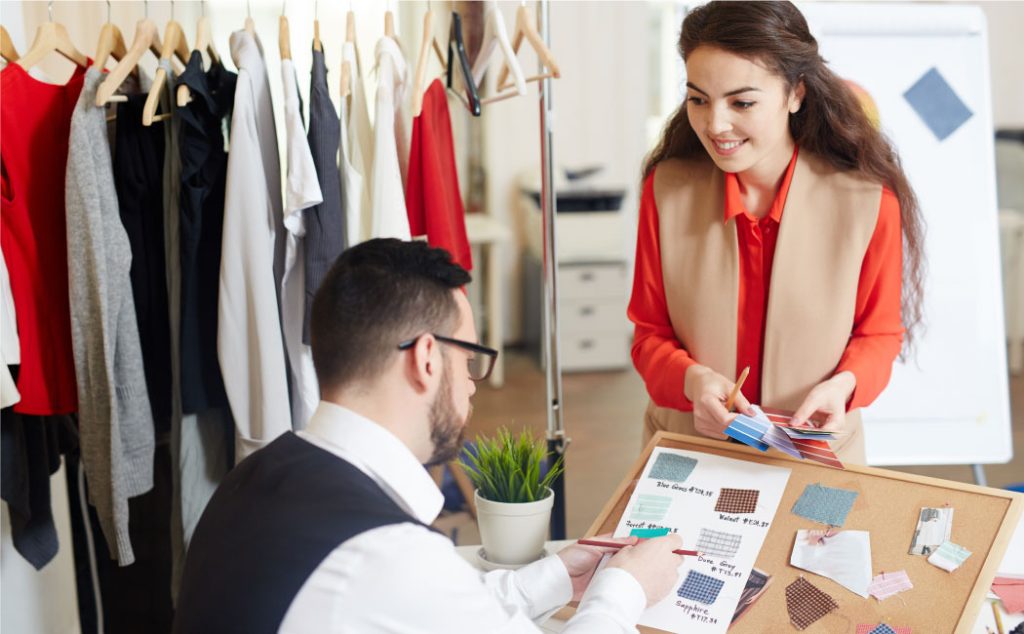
top-left (791, 483), bottom-right (858, 526)
top-left (648, 453), bottom-right (698, 483)
top-left (677, 570), bottom-right (725, 605)
top-left (903, 67), bottom-right (972, 141)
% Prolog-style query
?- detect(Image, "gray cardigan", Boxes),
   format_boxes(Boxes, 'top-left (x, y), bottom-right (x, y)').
top-left (65, 68), bottom-right (155, 566)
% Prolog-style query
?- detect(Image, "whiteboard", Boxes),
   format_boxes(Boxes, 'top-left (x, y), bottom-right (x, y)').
top-left (796, 3), bottom-right (1011, 465)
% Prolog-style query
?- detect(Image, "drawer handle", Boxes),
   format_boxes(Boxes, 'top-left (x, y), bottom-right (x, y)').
top-left (579, 272), bottom-right (595, 282)
top-left (579, 339), bottom-right (595, 350)
top-left (579, 306), bottom-right (595, 317)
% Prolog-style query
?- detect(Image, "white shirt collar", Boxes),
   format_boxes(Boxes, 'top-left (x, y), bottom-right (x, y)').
top-left (298, 401), bottom-right (444, 525)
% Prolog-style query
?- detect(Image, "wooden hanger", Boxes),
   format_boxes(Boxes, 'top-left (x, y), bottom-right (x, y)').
top-left (472, 0), bottom-right (527, 105)
top-left (177, 3), bottom-right (222, 107)
top-left (15, 2), bottom-right (89, 71)
top-left (383, 1), bottom-right (401, 48)
top-left (411, 7), bottom-right (448, 116)
top-left (142, 9), bottom-right (191, 126)
top-left (279, 10), bottom-right (291, 61)
top-left (446, 12), bottom-right (481, 117)
top-left (1, 25), bottom-right (20, 63)
top-left (313, 0), bottom-right (322, 52)
top-left (245, 0), bottom-right (256, 35)
top-left (495, 2), bottom-right (560, 92)
top-left (96, 16), bottom-right (163, 106)
top-left (92, 1), bottom-right (128, 74)
top-left (339, 10), bottom-right (360, 99)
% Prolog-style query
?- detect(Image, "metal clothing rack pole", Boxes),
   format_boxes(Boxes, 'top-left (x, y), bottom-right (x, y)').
top-left (537, 0), bottom-right (567, 541)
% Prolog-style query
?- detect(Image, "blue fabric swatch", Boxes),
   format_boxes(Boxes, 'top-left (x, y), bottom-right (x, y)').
top-left (868, 625), bottom-right (897, 634)
top-left (791, 483), bottom-right (858, 526)
top-left (677, 570), bottom-right (725, 605)
top-left (648, 453), bottom-right (698, 482)
top-left (903, 67), bottom-right (973, 141)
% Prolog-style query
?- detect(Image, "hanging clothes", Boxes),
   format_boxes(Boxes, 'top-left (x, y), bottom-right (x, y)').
top-left (341, 40), bottom-right (373, 245)
top-left (1, 247), bottom-right (20, 409)
top-left (178, 51), bottom-right (234, 414)
top-left (280, 58), bottom-right (322, 431)
top-left (370, 35), bottom-right (411, 240)
top-left (218, 30), bottom-right (290, 461)
top-left (114, 82), bottom-right (173, 430)
top-left (406, 79), bottom-right (473, 272)
top-left (0, 62), bottom-right (84, 416)
top-left (66, 67), bottom-right (156, 565)
top-left (304, 45), bottom-right (345, 345)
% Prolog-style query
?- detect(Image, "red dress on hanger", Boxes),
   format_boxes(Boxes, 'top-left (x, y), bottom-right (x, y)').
top-left (405, 79), bottom-right (473, 272)
top-left (0, 63), bottom-right (87, 415)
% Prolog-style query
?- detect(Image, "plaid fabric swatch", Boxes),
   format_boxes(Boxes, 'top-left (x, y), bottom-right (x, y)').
top-left (677, 570), bottom-right (725, 605)
top-left (927, 541), bottom-right (972, 572)
top-left (855, 624), bottom-right (912, 634)
top-left (697, 528), bottom-right (742, 559)
top-left (867, 570), bottom-right (913, 600)
top-left (791, 483), bottom-right (858, 526)
top-left (715, 488), bottom-right (759, 514)
top-left (786, 577), bottom-right (838, 630)
top-left (648, 452), bottom-right (698, 482)
top-left (629, 494), bottom-right (672, 522)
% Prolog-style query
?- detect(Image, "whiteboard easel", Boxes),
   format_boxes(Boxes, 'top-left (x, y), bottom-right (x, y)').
top-left (797, 3), bottom-right (1011, 468)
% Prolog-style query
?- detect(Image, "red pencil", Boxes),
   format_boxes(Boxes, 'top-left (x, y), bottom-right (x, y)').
top-left (577, 538), bottom-right (702, 557)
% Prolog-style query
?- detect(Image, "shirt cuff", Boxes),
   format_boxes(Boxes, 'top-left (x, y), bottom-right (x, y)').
top-left (572, 567), bottom-right (647, 629)
top-left (510, 554), bottom-right (574, 618)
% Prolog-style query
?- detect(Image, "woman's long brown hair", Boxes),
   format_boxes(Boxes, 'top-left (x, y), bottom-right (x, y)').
top-left (644, 1), bottom-right (925, 354)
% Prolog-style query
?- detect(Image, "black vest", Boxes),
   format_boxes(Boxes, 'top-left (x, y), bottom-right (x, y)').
top-left (173, 432), bottom-right (428, 634)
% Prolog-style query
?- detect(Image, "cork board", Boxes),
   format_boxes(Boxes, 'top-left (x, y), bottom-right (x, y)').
top-left (584, 432), bottom-right (1023, 634)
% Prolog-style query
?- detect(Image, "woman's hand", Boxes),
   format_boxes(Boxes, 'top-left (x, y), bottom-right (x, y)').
top-left (684, 365), bottom-right (753, 439)
top-left (790, 371), bottom-right (857, 431)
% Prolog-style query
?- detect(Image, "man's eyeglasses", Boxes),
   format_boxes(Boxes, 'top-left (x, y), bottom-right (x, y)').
top-left (397, 334), bottom-right (499, 382)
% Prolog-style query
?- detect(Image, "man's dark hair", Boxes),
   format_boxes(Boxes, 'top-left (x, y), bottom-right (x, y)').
top-left (310, 238), bottom-right (471, 390)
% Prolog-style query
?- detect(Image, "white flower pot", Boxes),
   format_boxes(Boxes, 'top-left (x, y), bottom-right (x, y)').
top-left (475, 488), bottom-right (554, 566)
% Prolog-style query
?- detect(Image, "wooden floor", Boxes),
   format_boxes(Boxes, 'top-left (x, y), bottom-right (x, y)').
top-left (461, 350), bottom-right (1024, 540)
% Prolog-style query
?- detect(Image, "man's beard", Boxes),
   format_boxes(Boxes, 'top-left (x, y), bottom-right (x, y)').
top-left (425, 359), bottom-right (471, 467)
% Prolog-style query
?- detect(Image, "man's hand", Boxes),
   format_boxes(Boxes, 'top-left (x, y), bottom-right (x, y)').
top-left (605, 534), bottom-right (685, 607)
top-left (685, 365), bottom-right (754, 439)
top-left (557, 535), bottom-right (638, 601)
top-left (790, 371), bottom-right (857, 432)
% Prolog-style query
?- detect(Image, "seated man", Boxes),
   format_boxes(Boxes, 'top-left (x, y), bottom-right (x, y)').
top-left (173, 238), bottom-right (683, 633)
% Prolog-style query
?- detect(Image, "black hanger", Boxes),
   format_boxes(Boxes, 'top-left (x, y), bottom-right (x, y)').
top-left (446, 11), bottom-right (481, 116)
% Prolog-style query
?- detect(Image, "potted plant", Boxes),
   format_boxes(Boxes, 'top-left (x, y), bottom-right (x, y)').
top-left (460, 427), bottom-right (565, 566)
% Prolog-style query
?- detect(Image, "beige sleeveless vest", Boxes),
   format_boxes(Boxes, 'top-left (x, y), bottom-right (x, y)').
top-left (642, 152), bottom-right (883, 464)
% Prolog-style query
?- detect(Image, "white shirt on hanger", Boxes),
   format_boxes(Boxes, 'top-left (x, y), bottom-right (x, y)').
top-left (370, 35), bottom-right (412, 241)
top-left (218, 30), bottom-right (291, 461)
top-left (0, 248), bottom-right (20, 408)
top-left (342, 41), bottom-right (374, 245)
top-left (279, 402), bottom-right (647, 633)
top-left (279, 58), bottom-right (323, 431)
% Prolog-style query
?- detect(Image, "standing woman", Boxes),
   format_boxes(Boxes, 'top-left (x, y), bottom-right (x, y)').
top-left (628, 1), bottom-right (924, 463)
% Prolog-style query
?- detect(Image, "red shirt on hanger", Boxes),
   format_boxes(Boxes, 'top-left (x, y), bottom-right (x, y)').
top-left (1, 63), bottom-right (87, 415)
top-left (628, 147), bottom-right (904, 411)
top-left (406, 79), bottom-right (473, 272)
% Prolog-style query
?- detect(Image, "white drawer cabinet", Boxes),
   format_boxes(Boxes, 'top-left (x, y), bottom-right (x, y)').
top-left (558, 261), bottom-right (629, 371)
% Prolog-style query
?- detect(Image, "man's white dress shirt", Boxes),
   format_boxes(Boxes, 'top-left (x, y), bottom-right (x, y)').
top-left (218, 30), bottom-right (291, 461)
top-left (370, 35), bottom-right (412, 241)
top-left (279, 59), bottom-right (323, 431)
top-left (341, 41), bottom-right (374, 245)
top-left (279, 402), bottom-right (647, 633)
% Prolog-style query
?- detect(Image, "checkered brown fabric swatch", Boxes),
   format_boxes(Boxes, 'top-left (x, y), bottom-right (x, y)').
top-left (714, 488), bottom-right (759, 514)
top-left (786, 577), bottom-right (838, 630)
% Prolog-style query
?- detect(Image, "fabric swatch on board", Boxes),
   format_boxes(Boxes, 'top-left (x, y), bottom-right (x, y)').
top-left (629, 494), bottom-right (672, 523)
top-left (677, 570), bottom-right (725, 605)
top-left (715, 488), bottom-right (759, 514)
top-left (927, 540), bottom-right (971, 572)
top-left (630, 527), bottom-right (670, 538)
top-left (855, 624), bottom-right (912, 634)
top-left (792, 483), bottom-right (858, 526)
top-left (786, 577), bottom-right (839, 631)
top-left (903, 67), bottom-right (972, 141)
top-left (991, 576), bottom-right (1024, 613)
top-left (648, 453), bottom-right (698, 482)
top-left (697, 528), bottom-right (742, 559)
top-left (867, 570), bottom-right (913, 601)
top-left (790, 529), bottom-right (872, 598)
